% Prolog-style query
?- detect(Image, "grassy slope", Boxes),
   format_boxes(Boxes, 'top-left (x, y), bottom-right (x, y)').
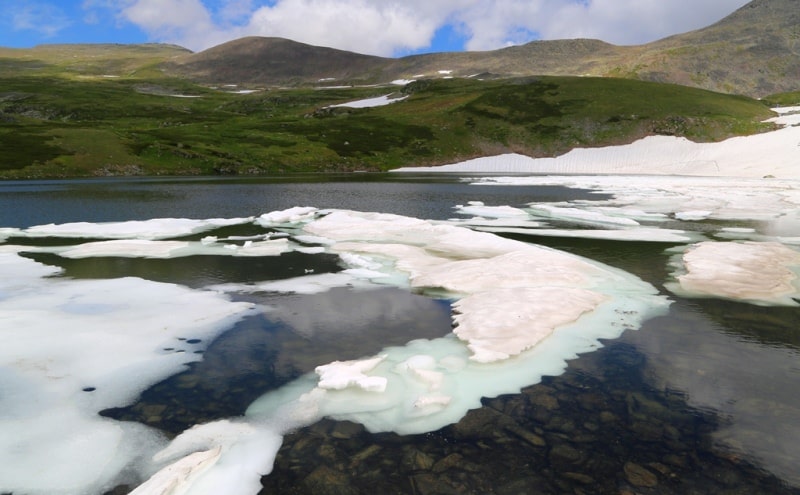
top-left (762, 90), bottom-right (800, 107)
top-left (0, 70), bottom-right (776, 178)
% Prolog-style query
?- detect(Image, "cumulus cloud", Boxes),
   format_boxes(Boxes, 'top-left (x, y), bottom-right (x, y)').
top-left (120, 0), bottom-right (215, 41)
top-left (244, 0), bottom-right (448, 56)
top-left (95, 0), bottom-right (751, 55)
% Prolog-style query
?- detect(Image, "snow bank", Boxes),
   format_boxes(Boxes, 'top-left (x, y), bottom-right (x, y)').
top-left (394, 107), bottom-right (800, 179)
top-left (329, 94), bottom-right (408, 109)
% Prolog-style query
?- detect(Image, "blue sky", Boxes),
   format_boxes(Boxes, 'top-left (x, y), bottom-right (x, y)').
top-left (0, 0), bottom-right (751, 57)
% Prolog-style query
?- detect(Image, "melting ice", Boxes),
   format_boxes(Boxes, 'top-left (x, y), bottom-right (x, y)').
top-left (1, 207), bottom-right (672, 495)
top-left (122, 208), bottom-right (670, 495)
top-left (7, 195), bottom-right (800, 495)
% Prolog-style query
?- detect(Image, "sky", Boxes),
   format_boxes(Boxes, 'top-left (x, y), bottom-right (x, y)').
top-left (0, 0), bottom-right (752, 57)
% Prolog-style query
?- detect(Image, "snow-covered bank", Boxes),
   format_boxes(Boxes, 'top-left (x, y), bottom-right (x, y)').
top-left (395, 107), bottom-right (800, 178)
top-left (329, 94), bottom-right (408, 108)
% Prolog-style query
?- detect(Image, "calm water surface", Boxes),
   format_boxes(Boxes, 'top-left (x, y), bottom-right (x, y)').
top-left (3, 174), bottom-right (800, 494)
top-left (0, 173), bottom-right (600, 228)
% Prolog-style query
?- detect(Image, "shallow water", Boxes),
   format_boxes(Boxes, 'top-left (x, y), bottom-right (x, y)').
top-left (2, 174), bottom-right (800, 494)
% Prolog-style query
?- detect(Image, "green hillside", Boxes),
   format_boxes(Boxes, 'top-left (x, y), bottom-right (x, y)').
top-left (0, 72), bottom-right (776, 179)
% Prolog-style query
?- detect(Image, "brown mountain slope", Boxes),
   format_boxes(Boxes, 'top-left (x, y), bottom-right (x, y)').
top-left (164, 37), bottom-right (390, 85)
top-left (164, 0), bottom-right (798, 97)
top-left (616, 0), bottom-right (800, 96)
top-left (383, 39), bottom-right (625, 78)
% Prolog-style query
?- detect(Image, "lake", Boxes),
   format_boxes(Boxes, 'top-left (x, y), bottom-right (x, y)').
top-left (1, 174), bottom-right (799, 495)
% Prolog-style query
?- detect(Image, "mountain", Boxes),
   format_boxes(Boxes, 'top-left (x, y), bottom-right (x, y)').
top-left (617, 0), bottom-right (800, 96)
top-left (164, 37), bottom-right (389, 85)
top-left (163, 0), bottom-right (799, 97)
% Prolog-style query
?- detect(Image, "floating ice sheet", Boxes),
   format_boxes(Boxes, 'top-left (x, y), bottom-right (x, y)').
top-left (666, 241), bottom-right (800, 306)
top-left (22, 217), bottom-right (254, 240)
top-left (453, 175), bottom-right (800, 243)
top-left (450, 199), bottom-right (697, 243)
top-left (0, 249), bottom-right (257, 495)
top-left (453, 201), bottom-right (531, 219)
top-left (35, 238), bottom-right (291, 259)
top-left (474, 226), bottom-right (696, 243)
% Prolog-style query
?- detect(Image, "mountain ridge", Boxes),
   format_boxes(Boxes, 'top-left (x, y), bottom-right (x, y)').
top-left (161, 0), bottom-right (799, 97)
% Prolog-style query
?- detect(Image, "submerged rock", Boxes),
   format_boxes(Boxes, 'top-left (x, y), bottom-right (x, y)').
top-left (623, 461), bottom-right (658, 487)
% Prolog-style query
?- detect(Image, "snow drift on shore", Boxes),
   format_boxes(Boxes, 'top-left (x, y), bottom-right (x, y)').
top-left (394, 107), bottom-right (800, 178)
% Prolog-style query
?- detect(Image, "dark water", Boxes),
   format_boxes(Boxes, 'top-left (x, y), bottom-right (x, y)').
top-left (0, 173), bottom-right (601, 228)
top-left (3, 174), bottom-right (800, 494)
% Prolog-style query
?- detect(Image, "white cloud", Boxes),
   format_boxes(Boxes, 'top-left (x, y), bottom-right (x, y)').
top-left (244, 0), bottom-right (446, 56)
top-left (121, 0), bottom-right (214, 39)
top-left (100, 0), bottom-right (752, 55)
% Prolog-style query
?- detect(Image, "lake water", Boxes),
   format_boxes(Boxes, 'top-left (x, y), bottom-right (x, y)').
top-left (2, 174), bottom-right (799, 495)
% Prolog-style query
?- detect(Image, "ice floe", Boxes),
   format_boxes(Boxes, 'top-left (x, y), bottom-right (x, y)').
top-left (22, 217), bottom-right (253, 240)
top-left (666, 241), bottom-right (800, 306)
top-left (449, 199), bottom-right (697, 243)
top-left (35, 237), bottom-right (291, 259)
top-left (0, 248), bottom-right (257, 495)
top-left (452, 175), bottom-right (800, 243)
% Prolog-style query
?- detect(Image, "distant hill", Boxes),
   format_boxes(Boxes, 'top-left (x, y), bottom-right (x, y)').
top-left (161, 0), bottom-right (799, 97)
top-left (164, 37), bottom-right (389, 85)
top-left (0, 43), bottom-right (190, 78)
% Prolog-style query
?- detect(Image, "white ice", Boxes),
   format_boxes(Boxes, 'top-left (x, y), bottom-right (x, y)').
top-left (473, 225), bottom-right (697, 243)
top-left (666, 241), bottom-right (800, 306)
top-left (22, 217), bottom-right (253, 240)
top-left (453, 201), bottom-right (532, 219)
top-left (526, 203), bottom-right (641, 227)
top-left (453, 174), bottom-right (800, 243)
top-left (0, 248), bottom-right (257, 495)
top-left (449, 200), bottom-right (697, 243)
top-left (35, 237), bottom-right (291, 259)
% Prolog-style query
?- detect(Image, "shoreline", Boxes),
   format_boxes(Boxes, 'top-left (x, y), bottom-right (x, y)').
top-left (394, 106), bottom-right (800, 179)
